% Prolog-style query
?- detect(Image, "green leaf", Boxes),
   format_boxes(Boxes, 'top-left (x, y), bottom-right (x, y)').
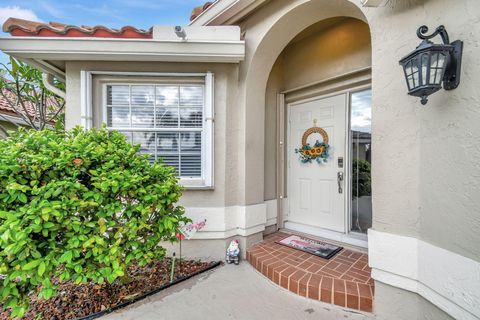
top-left (22, 260), bottom-right (41, 270)
top-left (83, 238), bottom-right (95, 248)
top-left (17, 193), bottom-right (28, 203)
top-left (41, 288), bottom-right (54, 300)
top-left (38, 262), bottom-right (46, 276)
top-left (43, 222), bottom-right (55, 229)
top-left (59, 250), bottom-right (73, 263)
top-left (11, 306), bottom-right (26, 318)
top-left (1, 286), bottom-right (11, 299)
top-left (6, 297), bottom-right (18, 308)
top-left (10, 56), bottom-right (19, 76)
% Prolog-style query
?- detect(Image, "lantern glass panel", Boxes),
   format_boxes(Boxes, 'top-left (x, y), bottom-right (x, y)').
top-left (411, 60), bottom-right (419, 89)
top-left (421, 53), bottom-right (429, 86)
top-left (430, 52), bottom-right (447, 85)
top-left (404, 58), bottom-right (421, 90)
top-left (404, 60), bottom-right (413, 90)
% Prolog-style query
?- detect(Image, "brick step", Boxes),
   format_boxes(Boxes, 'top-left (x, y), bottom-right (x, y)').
top-left (246, 232), bottom-right (373, 312)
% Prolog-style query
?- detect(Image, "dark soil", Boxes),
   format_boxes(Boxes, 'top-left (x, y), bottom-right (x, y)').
top-left (1, 259), bottom-right (217, 320)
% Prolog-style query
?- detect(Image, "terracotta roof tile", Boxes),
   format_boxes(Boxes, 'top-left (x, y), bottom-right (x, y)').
top-left (0, 88), bottom-right (34, 118)
top-left (190, 2), bottom-right (214, 21)
top-left (2, 17), bottom-right (152, 39)
top-left (0, 86), bottom-right (59, 122)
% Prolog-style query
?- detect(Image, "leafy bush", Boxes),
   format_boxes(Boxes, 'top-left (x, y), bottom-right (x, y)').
top-left (352, 158), bottom-right (371, 198)
top-left (0, 127), bottom-right (188, 317)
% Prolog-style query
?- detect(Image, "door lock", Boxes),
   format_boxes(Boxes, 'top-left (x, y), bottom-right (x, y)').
top-left (337, 172), bottom-right (344, 194)
top-left (338, 157), bottom-right (344, 168)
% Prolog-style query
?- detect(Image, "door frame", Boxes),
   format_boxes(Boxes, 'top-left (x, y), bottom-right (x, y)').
top-left (278, 80), bottom-right (371, 248)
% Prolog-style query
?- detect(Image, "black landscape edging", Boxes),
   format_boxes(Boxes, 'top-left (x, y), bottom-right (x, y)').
top-left (75, 261), bottom-right (222, 320)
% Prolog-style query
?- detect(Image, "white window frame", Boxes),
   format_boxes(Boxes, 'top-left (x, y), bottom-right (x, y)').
top-left (89, 71), bottom-right (214, 189)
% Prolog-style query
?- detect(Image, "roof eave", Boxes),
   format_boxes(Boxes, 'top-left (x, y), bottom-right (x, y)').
top-left (189, 0), bottom-right (270, 26)
top-left (0, 37), bottom-right (245, 75)
top-left (0, 111), bottom-right (33, 126)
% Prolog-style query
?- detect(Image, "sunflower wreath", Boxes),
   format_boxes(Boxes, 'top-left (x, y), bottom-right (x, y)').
top-left (295, 127), bottom-right (330, 164)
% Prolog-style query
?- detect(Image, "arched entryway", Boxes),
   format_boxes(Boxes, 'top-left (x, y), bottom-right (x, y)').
top-left (238, 0), bottom-right (369, 205)
top-left (243, 0), bottom-right (373, 312)
top-left (265, 16), bottom-right (372, 242)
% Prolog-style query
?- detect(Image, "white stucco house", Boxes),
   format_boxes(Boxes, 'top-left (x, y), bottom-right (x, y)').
top-left (1, 0), bottom-right (479, 319)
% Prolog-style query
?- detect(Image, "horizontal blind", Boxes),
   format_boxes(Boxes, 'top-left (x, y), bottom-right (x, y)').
top-left (107, 83), bottom-right (204, 178)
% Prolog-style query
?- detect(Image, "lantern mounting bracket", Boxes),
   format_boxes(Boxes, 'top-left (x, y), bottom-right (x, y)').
top-left (416, 25), bottom-right (450, 44)
top-left (443, 39), bottom-right (463, 90)
top-left (416, 25), bottom-right (463, 91)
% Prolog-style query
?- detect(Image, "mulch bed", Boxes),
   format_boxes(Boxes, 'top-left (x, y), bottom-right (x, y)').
top-left (1, 259), bottom-right (218, 320)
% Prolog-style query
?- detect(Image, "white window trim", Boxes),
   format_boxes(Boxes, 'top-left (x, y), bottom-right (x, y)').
top-left (81, 71), bottom-right (214, 189)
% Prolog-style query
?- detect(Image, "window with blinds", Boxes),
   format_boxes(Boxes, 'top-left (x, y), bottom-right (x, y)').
top-left (105, 83), bottom-right (204, 178)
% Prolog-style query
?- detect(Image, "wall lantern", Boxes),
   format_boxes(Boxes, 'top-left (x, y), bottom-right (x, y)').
top-left (399, 25), bottom-right (463, 105)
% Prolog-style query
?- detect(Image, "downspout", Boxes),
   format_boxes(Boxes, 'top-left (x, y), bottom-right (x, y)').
top-left (42, 73), bottom-right (65, 99)
top-left (79, 70), bottom-right (93, 129)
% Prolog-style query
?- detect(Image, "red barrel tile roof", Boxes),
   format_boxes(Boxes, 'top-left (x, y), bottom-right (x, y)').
top-left (190, 2), bottom-right (213, 21)
top-left (0, 88), bottom-right (35, 118)
top-left (2, 17), bottom-right (152, 38)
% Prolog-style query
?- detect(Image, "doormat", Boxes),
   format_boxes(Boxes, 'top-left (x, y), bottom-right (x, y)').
top-left (276, 235), bottom-right (343, 260)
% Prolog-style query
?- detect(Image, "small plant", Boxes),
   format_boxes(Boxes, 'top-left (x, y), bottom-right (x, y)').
top-left (0, 127), bottom-right (189, 317)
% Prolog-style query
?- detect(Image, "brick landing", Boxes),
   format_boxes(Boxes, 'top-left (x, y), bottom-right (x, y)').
top-left (246, 232), bottom-right (374, 312)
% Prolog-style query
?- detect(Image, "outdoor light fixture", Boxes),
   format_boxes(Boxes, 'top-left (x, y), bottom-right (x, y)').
top-left (399, 25), bottom-right (463, 105)
top-left (174, 26), bottom-right (186, 40)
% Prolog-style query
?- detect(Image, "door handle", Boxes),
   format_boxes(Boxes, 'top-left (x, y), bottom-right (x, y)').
top-left (337, 172), bottom-right (344, 194)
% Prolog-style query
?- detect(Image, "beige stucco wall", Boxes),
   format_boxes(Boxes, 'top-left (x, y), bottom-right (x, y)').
top-left (264, 17), bottom-right (371, 200)
top-left (374, 282), bottom-right (454, 320)
top-left (65, 61), bottom-right (241, 209)
top-left (282, 18), bottom-right (371, 90)
top-left (365, 0), bottom-right (480, 262)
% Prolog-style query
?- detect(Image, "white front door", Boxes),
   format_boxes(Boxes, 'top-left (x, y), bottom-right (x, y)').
top-left (287, 94), bottom-right (346, 233)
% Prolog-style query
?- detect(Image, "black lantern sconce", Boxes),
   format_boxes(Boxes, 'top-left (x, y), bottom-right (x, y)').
top-left (399, 25), bottom-right (463, 105)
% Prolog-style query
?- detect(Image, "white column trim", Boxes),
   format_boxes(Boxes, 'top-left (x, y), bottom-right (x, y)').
top-left (369, 229), bottom-right (480, 320)
top-left (265, 199), bottom-right (278, 227)
top-left (204, 71), bottom-right (214, 188)
top-left (276, 93), bottom-right (285, 229)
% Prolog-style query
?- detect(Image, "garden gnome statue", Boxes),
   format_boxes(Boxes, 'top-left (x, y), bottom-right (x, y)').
top-left (226, 239), bottom-right (240, 265)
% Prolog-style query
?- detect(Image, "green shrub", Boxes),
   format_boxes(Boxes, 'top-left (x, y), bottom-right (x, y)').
top-left (352, 158), bottom-right (371, 198)
top-left (0, 127), bottom-right (188, 317)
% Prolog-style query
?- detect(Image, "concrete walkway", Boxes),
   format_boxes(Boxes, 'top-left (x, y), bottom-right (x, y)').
top-left (102, 262), bottom-right (374, 320)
